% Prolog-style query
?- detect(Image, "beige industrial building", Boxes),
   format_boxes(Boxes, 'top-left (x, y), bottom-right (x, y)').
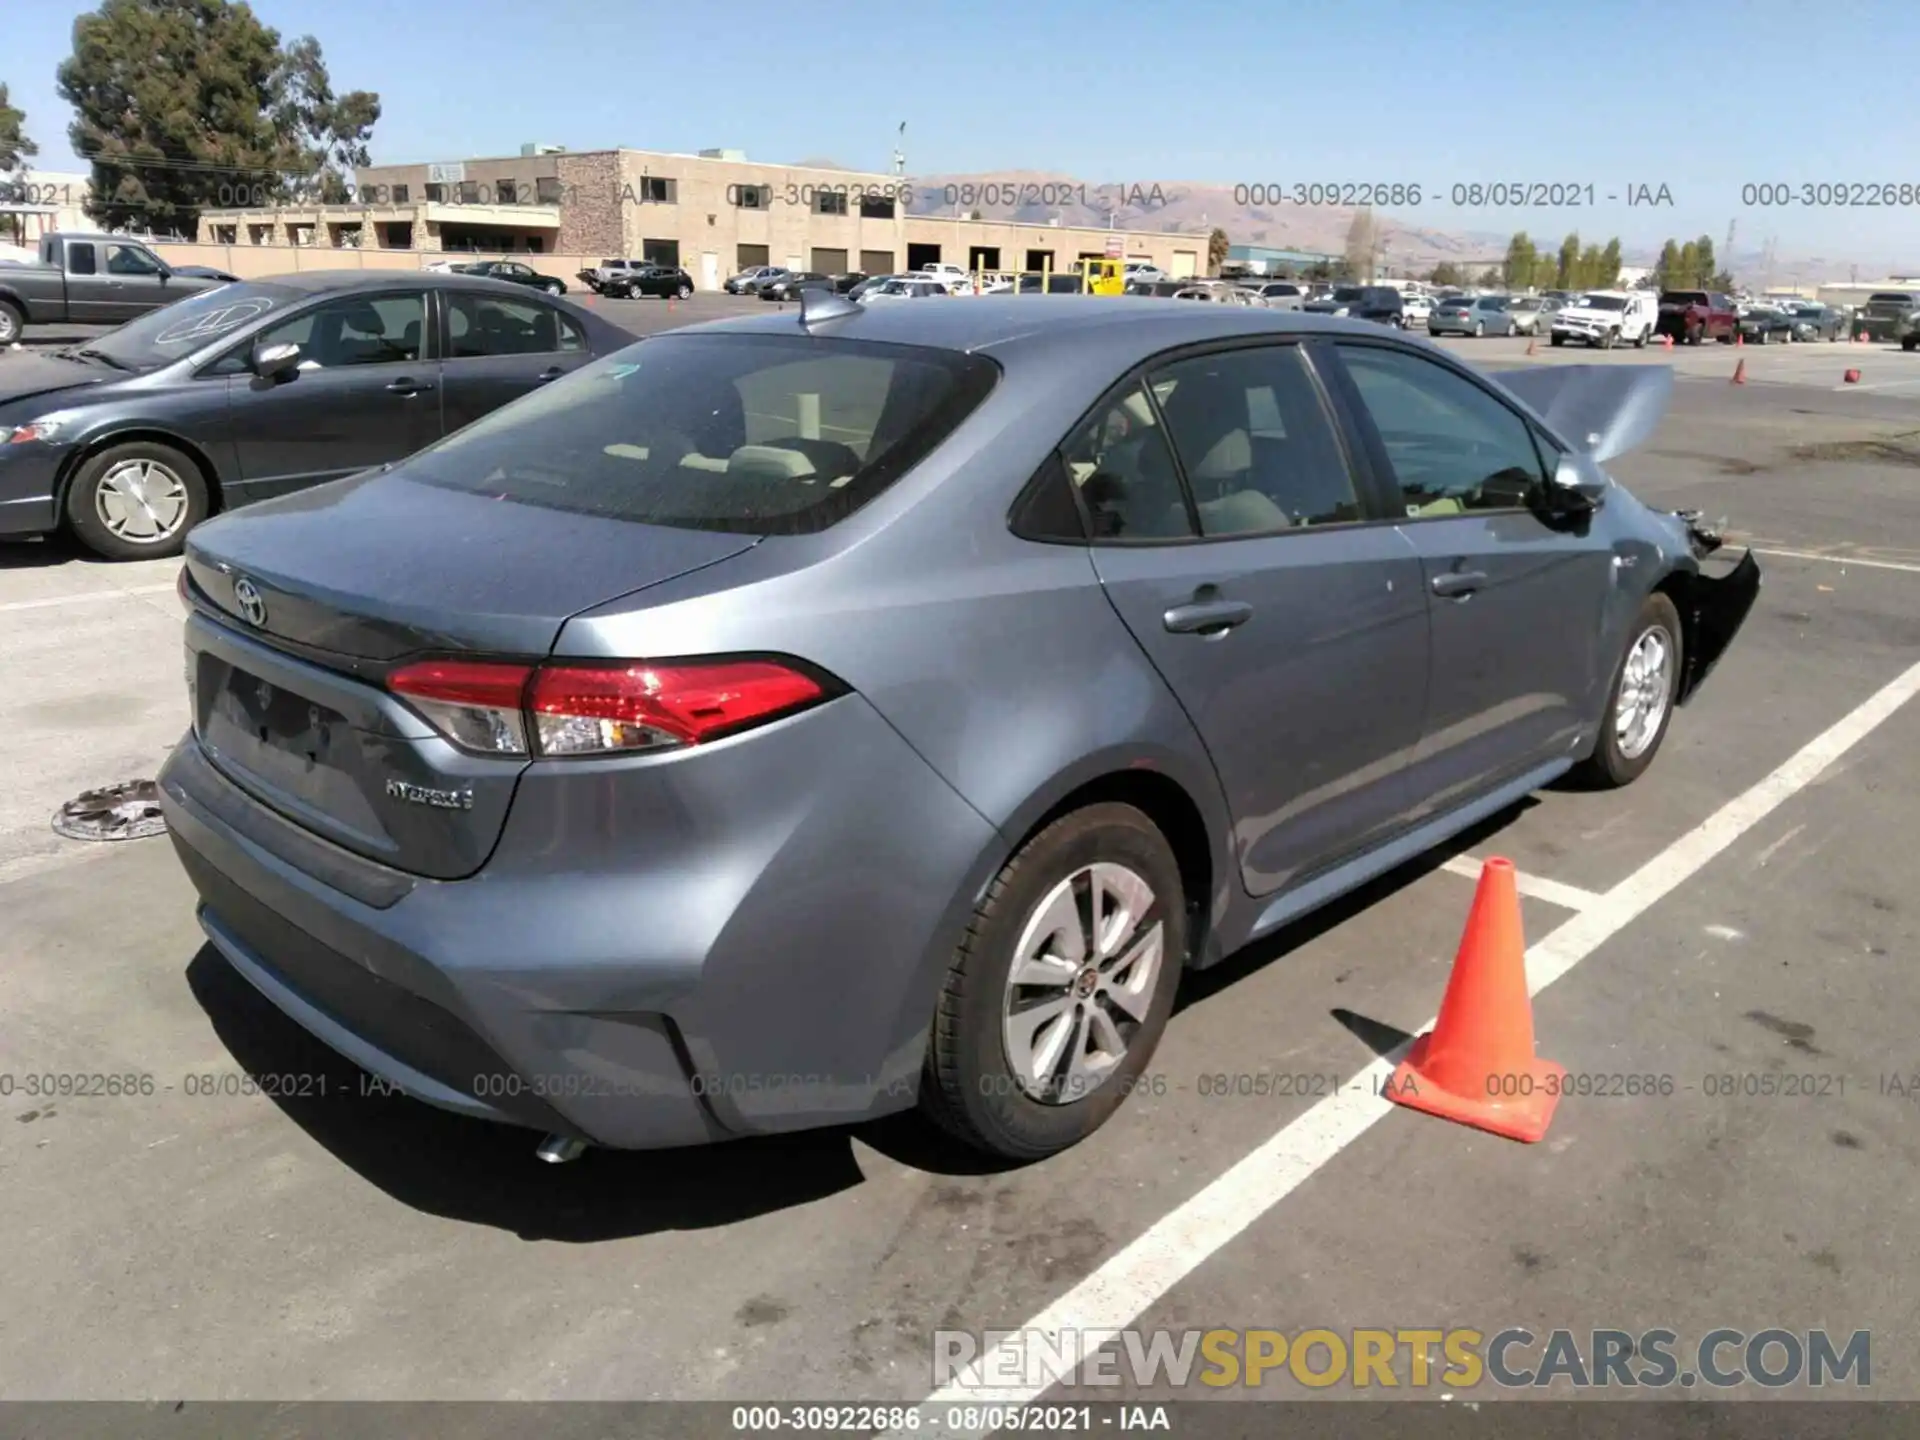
top-left (190, 146), bottom-right (1211, 288)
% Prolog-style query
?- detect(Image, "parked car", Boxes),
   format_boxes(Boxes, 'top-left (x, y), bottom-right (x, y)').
top-left (859, 277), bottom-right (949, 301)
top-left (610, 265), bottom-right (695, 300)
top-left (456, 260), bottom-right (569, 296)
top-left (1123, 262), bottom-right (1167, 288)
top-left (0, 232), bottom-right (225, 344)
top-left (832, 273), bottom-right (869, 294)
top-left (1247, 281), bottom-right (1305, 310)
top-left (1126, 278), bottom-right (1189, 297)
top-left (1735, 305), bottom-right (1796, 345)
top-left (848, 274), bottom-right (899, 301)
top-left (1428, 294), bottom-right (1515, 337)
top-left (1852, 291), bottom-right (1920, 343)
top-left (1507, 296), bottom-right (1552, 335)
top-left (577, 259), bottom-right (649, 295)
top-left (1400, 293), bottom-right (1434, 328)
top-left (760, 272), bottom-right (833, 301)
top-left (1304, 285), bottom-right (1405, 326)
top-left (915, 262), bottom-right (973, 294)
top-left (1655, 290), bottom-right (1738, 345)
top-left (157, 301), bottom-right (1759, 1164)
top-left (1550, 291), bottom-right (1657, 349)
top-left (0, 271), bottom-right (634, 559)
top-left (724, 265), bottom-right (781, 295)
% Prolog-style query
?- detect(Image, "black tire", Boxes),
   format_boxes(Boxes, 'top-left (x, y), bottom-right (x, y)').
top-left (677, 283), bottom-right (693, 299)
top-left (1633, 327), bottom-right (1648, 348)
top-left (1472, 320), bottom-right (1485, 337)
top-left (0, 298), bottom-right (22, 346)
top-left (1574, 592), bottom-right (1684, 789)
top-left (1601, 328), bottom-right (1618, 350)
top-left (920, 802), bottom-right (1187, 1161)
top-left (1686, 323), bottom-right (1702, 346)
top-left (1550, 333), bottom-right (1565, 347)
top-left (64, 439), bottom-right (210, 561)
top-left (1903, 337), bottom-right (1916, 353)
top-left (544, 281), bottom-right (563, 295)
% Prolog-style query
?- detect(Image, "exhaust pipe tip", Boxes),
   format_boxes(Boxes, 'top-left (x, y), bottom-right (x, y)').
top-left (535, 1133), bottom-right (588, 1164)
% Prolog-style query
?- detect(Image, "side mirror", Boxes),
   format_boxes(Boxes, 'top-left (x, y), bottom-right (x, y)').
top-left (1548, 452), bottom-right (1608, 510)
top-left (252, 341), bottom-right (302, 381)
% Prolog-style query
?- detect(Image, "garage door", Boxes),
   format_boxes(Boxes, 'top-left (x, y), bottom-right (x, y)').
top-left (1171, 251), bottom-right (1198, 279)
top-left (811, 247), bottom-right (848, 274)
top-left (860, 249), bottom-right (894, 275)
top-left (737, 243), bottom-right (770, 268)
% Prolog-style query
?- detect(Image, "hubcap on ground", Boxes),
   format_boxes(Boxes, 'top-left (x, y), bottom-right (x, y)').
top-left (95, 459), bottom-right (188, 542)
top-left (1615, 627), bottom-right (1673, 760)
top-left (1002, 862), bottom-right (1164, 1105)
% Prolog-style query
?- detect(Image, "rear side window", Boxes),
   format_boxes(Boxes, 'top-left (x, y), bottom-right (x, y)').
top-left (446, 293), bottom-right (581, 357)
top-left (401, 334), bottom-right (999, 535)
top-left (1148, 346), bottom-right (1362, 535)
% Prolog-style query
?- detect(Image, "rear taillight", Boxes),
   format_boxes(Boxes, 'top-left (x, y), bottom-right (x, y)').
top-left (386, 657), bottom-right (830, 758)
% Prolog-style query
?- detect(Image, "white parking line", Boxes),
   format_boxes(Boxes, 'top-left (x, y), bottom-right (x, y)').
top-left (0, 583), bottom-right (176, 613)
top-left (1439, 854), bottom-right (1602, 911)
top-left (1752, 547), bottom-right (1920, 575)
top-left (898, 655), bottom-right (1920, 1436)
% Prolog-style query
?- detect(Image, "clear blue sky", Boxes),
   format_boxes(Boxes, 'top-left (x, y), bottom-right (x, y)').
top-left (9, 0), bottom-right (1920, 269)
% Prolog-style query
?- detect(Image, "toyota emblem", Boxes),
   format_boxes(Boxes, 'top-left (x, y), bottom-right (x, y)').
top-left (232, 577), bottom-right (267, 627)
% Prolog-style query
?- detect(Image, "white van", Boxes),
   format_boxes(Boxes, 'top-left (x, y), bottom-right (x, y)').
top-left (913, 262), bottom-right (973, 294)
top-left (1549, 290), bottom-right (1658, 348)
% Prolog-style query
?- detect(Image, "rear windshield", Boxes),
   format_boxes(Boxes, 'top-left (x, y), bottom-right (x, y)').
top-left (1868, 292), bottom-right (1917, 304)
top-left (401, 333), bottom-right (1000, 535)
top-left (1659, 291), bottom-right (1708, 306)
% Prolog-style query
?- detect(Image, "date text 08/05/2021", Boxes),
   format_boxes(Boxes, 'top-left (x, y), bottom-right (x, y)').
top-left (1227, 182), bottom-right (1675, 208)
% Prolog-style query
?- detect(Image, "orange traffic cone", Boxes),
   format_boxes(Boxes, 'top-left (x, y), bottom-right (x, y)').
top-left (1844, 368), bottom-right (1861, 383)
top-left (1735, 332), bottom-right (1744, 347)
top-left (1731, 359), bottom-right (1747, 385)
top-left (1387, 858), bottom-right (1563, 1143)
top-left (1662, 334), bottom-right (1674, 350)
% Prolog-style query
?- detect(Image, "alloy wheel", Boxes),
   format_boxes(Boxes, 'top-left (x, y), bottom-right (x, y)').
top-left (93, 458), bottom-right (190, 543)
top-left (1615, 627), bottom-right (1673, 760)
top-left (1001, 863), bottom-right (1165, 1106)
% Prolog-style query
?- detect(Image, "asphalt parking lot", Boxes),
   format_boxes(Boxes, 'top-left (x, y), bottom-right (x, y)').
top-left (3, 301), bottom-right (1918, 1419)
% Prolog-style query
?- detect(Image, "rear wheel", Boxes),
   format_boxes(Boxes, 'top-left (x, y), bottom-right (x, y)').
top-left (543, 281), bottom-right (563, 295)
top-left (677, 282), bottom-right (692, 299)
top-left (1473, 320), bottom-right (1485, 337)
top-left (0, 299), bottom-right (22, 346)
top-left (1575, 593), bottom-right (1683, 789)
top-left (1550, 333), bottom-right (1565, 346)
top-left (64, 440), bottom-right (210, 561)
top-left (920, 803), bottom-right (1186, 1160)
top-left (1633, 326), bottom-right (1649, 348)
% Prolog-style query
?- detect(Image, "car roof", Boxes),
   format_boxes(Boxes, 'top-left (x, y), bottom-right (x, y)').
top-left (660, 295), bottom-right (1444, 362)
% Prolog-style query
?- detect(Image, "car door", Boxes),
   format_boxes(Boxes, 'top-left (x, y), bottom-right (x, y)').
top-left (1083, 340), bottom-right (1431, 897)
top-left (216, 289), bottom-right (441, 503)
top-left (58, 239), bottom-right (122, 324)
top-left (437, 288), bottom-right (593, 434)
top-left (100, 241), bottom-right (176, 321)
top-left (1324, 340), bottom-right (1614, 819)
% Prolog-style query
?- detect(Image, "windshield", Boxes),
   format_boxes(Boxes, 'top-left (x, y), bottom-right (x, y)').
top-left (81, 280), bottom-right (302, 371)
top-left (1331, 288), bottom-right (1365, 302)
top-left (1579, 295), bottom-right (1628, 310)
top-left (400, 334), bottom-right (999, 536)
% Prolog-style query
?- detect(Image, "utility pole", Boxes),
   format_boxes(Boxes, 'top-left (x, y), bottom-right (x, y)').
top-left (892, 123), bottom-right (905, 177)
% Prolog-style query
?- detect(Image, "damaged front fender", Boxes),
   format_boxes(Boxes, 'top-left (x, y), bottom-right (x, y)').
top-left (1675, 546), bottom-right (1761, 705)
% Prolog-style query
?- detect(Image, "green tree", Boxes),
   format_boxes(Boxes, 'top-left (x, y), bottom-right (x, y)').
top-left (1655, 239), bottom-right (1681, 287)
top-left (1598, 238), bottom-right (1622, 288)
top-left (1693, 235), bottom-right (1717, 288)
top-left (1478, 264), bottom-right (1503, 287)
top-left (1503, 232), bottom-right (1537, 289)
top-left (274, 36), bottom-right (381, 203)
top-left (1555, 233), bottom-right (1580, 288)
top-left (0, 82), bottom-right (36, 175)
top-left (58, 0), bottom-right (379, 234)
top-left (1427, 261), bottom-right (1464, 286)
top-left (1677, 241), bottom-right (1700, 287)
top-left (1344, 208), bottom-right (1376, 281)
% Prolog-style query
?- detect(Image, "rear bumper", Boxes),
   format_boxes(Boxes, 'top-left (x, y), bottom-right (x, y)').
top-left (157, 693), bottom-right (1005, 1150)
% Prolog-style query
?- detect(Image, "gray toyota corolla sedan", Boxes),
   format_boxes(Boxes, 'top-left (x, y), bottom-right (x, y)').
top-left (158, 291), bottom-right (1759, 1162)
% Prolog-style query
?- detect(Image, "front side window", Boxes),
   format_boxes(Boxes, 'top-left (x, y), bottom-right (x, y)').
top-left (401, 334), bottom-right (999, 535)
top-left (1336, 345), bottom-right (1547, 516)
top-left (245, 293), bottom-right (425, 369)
top-left (1146, 346), bottom-right (1362, 536)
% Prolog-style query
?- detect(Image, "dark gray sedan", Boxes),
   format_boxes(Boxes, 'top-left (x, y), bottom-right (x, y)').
top-left (0, 271), bottom-right (633, 559)
top-left (159, 295), bottom-right (1758, 1164)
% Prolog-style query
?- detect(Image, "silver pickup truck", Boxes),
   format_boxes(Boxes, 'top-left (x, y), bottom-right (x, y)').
top-left (0, 232), bottom-right (222, 344)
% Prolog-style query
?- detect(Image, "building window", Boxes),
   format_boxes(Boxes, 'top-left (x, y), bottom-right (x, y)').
top-left (859, 195), bottom-right (894, 220)
top-left (813, 190), bottom-right (849, 217)
top-left (425, 183), bottom-right (447, 203)
top-left (634, 176), bottom-right (675, 204)
top-left (389, 183), bottom-right (409, 204)
top-left (642, 238), bottom-right (680, 267)
top-left (382, 221), bottom-right (414, 248)
top-left (495, 179), bottom-right (518, 204)
top-left (535, 176), bottom-right (563, 204)
top-left (456, 180), bottom-right (480, 204)
top-left (732, 184), bottom-right (771, 210)
top-left (248, 224), bottom-right (273, 245)
top-left (213, 225), bottom-right (237, 244)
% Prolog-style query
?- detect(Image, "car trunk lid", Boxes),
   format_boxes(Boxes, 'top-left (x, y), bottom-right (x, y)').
top-left (182, 469), bottom-right (758, 879)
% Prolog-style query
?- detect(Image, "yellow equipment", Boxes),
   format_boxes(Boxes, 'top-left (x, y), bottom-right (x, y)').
top-left (1075, 258), bottom-right (1126, 296)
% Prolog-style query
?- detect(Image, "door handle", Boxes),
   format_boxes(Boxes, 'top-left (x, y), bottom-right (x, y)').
top-left (1430, 570), bottom-right (1489, 599)
top-left (533, 366), bottom-right (566, 383)
top-left (385, 378), bottom-right (435, 395)
top-left (1163, 599), bottom-right (1254, 635)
